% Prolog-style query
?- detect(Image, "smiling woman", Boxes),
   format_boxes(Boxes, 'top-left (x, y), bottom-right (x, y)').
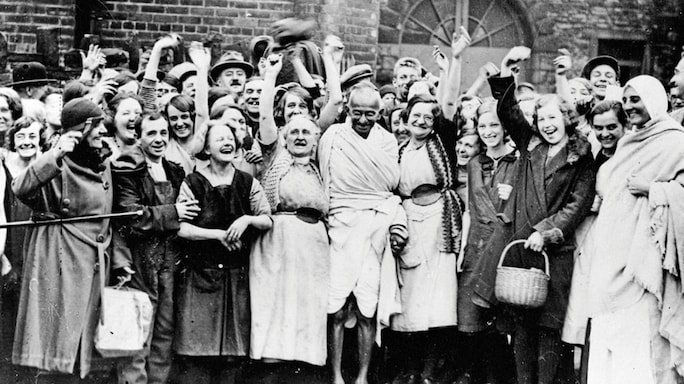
top-left (104, 92), bottom-right (145, 160)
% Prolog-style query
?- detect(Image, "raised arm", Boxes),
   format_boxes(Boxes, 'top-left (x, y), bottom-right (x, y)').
top-left (443, 26), bottom-right (472, 119)
top-left (554, 49), bottom-right (573, 105)
top-left (464, 62), bottom-right (499, 98)
top-left (433, 46), bottom-right (450, 105)
top-left (258, 54), bottom-right (283, 146)
top-left (187, 42), bottom-right (212, 155)
top-left (140, 35), bottom-right (181, 112)
top-left (317, 35), bottom-right (345, 133)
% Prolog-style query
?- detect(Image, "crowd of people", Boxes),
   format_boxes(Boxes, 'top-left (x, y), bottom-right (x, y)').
top-left (0, 16), bottom-right (684, 384)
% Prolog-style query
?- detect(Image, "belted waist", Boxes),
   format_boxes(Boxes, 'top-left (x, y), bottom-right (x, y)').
top-left (273, 207), bottom-right (325, 224)
top-left (402, 184), bottom-right (443, 206)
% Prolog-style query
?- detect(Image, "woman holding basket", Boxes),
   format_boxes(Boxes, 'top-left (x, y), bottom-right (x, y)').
top-left (475, 47), bottom-right (596, 384)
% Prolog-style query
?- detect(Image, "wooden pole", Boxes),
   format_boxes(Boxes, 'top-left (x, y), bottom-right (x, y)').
top-left (0, 210), bottom-right (143, 229)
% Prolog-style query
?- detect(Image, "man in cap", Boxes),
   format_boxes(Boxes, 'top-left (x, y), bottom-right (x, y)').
top-left (210, 51), bottom-right (254, 97)
top-left (581, 55), bottom-right (620, 103)
top-left (10, 62), bottom-right (53, 102)
top-left (12, 97), bottom-right (132, 381)
top-left (168, 62), bottom-right (198, 98)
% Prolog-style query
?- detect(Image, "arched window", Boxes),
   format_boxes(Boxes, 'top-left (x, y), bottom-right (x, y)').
top-left (378, 0), bottom-right (534, 91)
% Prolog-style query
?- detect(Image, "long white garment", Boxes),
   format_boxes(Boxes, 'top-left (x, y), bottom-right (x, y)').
top-left (318, 123), bottom-right (405, 340)
top-left (392, 143), bottom-right (457, 332)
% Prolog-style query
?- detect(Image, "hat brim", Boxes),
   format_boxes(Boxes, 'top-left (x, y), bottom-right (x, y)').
top-left (210, 61), bottom-right (254, 82)
top-left (7, 78), bottom-right (57, 88)
top-left (581, 56), bottom-right (620, 80)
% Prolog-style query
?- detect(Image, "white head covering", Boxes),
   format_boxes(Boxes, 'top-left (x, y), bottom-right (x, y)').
top-left (623, 75), bottom-right (669, 122)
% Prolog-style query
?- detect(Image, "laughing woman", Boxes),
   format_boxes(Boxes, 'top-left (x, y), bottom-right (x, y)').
top-left (245, 54), bottom-right (329, 382)
top-left (103, 92), bottom-right (144, 160)
top-left (174, 121), bottom-right (272, 383)
top-left (482, 67), bottom-right (595, 384)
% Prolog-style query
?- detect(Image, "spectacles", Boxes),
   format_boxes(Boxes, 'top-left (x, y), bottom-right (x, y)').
top-left (408, 113), bottom-right (434, 124)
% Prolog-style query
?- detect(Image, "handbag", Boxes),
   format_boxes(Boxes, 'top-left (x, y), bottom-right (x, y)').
top-left (94, 286), bottom-right (153, 358)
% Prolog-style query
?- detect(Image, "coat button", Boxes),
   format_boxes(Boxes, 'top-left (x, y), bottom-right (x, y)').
top-left (218, 264), bottom-right (224, 269)
top-left (62, 198), bottom-right (70, 206)
top-left (94, 262), bottom-right (100, 272)
top-left (96, 234), bottom-right (105, 242)
top-left (61, 208), bottom-right (69, 215)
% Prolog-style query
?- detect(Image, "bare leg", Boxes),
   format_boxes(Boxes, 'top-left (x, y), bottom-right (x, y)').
top-left (329, 310), bottom-right (347, 384)
top-left (354, 310), bottom-right (376, 384)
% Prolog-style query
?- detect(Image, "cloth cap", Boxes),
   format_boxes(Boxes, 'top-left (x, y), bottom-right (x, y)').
top-left (340, 64), bottom-right (373, 90)
top-left (581, 55), bottom-right (620, 80)
top-left (61, 97), bottom-right (104, 133)
top-left (379, 84), bottom-right (397, 98)
top-left (210, 51), bottom-right (254, 82)
top-left (10, 62), bottom-right (55, 88)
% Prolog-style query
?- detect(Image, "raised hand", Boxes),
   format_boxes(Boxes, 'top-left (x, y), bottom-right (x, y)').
top-left (175, 199), bottom-right (201, 221)
top-left (154, 33), bottom-right (182, 50)
top-left (188, 41), bottom-right (212, 70)
top-left (451, 26), bottom-right (472, 58)
top-left (478, 62), bottom-right (500, 79)
top-left (432, 46), bottom-right (449, 73)
top-left (554, 48), bottom-right (572, 76)
top-left (501, 46), bottom-right (531, 76)
top-left (80, 44), bottom-right (106, 72)
top-left (323, 35), bottom-right (345, 65)
top-left (264, 54), bottom-right (283, 77)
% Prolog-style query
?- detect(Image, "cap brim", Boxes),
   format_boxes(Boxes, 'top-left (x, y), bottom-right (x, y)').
top-left (7, 78), bottom-right (57, 88)
top-left (341, 72), bottom-right (373, 89)
top-left (210, 61), bottom-right (254, 82)
top-left (581, 56), bottom-right (620, 79)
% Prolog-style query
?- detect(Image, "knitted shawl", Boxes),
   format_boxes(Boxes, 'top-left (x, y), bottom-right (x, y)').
top-left (262, 147), bottom-right (322, 212)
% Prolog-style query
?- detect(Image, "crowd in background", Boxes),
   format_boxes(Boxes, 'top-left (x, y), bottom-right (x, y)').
top-left (0, 16), bottom-right (684, 384)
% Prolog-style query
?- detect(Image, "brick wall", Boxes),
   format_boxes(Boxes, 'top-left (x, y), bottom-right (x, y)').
top-left (0, 0), bottom-right (73, 55)
top-left (102, 0), bottom-right (296, 55)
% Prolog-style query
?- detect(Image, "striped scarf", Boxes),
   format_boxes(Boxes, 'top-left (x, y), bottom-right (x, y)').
top-left (400, 132), bottom-right (462, 253)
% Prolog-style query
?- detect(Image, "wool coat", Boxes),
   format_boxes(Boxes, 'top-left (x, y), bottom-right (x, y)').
top-left (472, 76), bottom-right (596, 330)
top-left (10, 151), bottom-right (128, 377)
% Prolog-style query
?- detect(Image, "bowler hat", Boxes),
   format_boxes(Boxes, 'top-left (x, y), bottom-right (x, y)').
top-left (210, 51), bottom-right (254, 83)
top-left (10, 62), bottom-right (55, 88)
top-left (581, 55), bottom-right (620, 80)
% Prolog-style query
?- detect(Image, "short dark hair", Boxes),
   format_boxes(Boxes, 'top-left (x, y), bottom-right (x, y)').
top-left (7, 116), bottom-right (45, 152)
top-left (164, 94), bottom-right (196, 140)
top-left (405, 94), bottom-right (442, 122)
top-left (138, 112), bottom-right (167, 137)
top-left (588, 99), bottom-right (628, 128)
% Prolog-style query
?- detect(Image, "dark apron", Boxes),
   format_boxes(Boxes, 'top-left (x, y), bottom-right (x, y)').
top-left (174, 172), bottom-right (253, 356)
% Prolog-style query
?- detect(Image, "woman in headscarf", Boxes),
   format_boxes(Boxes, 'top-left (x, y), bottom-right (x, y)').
top-left (573, 75), bottom-right (684, 384)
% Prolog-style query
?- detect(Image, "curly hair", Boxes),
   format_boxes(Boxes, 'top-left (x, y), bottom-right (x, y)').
top-left (7, 116), bottom-right (45, 152)
top-left (533, 93), bottom-right (579, 137)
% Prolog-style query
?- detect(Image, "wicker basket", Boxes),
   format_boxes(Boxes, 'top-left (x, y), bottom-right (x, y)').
top-left (495, 239), bottom-right (550, 308)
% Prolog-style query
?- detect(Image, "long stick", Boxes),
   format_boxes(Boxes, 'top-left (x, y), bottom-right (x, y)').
top-left (0, 210), bottom-right (144, 229)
